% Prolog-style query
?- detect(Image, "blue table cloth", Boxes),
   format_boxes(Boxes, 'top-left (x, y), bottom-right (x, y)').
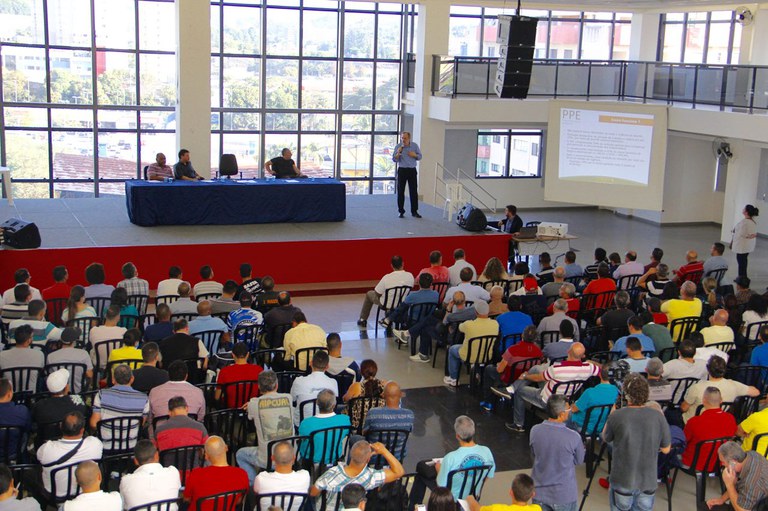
top-left (125, 178), bottom-right (346, 226)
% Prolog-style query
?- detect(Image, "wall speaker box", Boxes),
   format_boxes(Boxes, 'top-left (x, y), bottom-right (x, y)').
top-left (1, 218), bottom-right (41, 249)
top-left (497, 15), bottom-right (539, 46)
top-left (456, 204), bottom-right (488, 232)
top-left (495, 15), bottom-right (538, 99)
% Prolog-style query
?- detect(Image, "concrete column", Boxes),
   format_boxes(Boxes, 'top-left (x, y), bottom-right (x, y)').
top-left (412, 0), bottom-right (450, 207)
top-left (740, 7), bottom-right (768, 65)
top-left (628, 13), bottom-right (660, 61)
top-left (176, 0), bottom-right (212, 178)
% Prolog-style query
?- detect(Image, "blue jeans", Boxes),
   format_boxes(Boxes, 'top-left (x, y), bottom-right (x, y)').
top-left (235, 446), bottom-right (264, 484)
top-left (609, 485), bottom-right (655, 511)
top-left (534, 500), bottom-right (578, 511)
top-left (448, 344), bottom-right (463, 379)
top-left (512, 384), bottom-right (547, 427)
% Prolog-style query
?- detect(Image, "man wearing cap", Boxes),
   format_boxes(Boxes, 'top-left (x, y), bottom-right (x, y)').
top-left (444, 301), bottom-right (499, 387)
top-left (0, 325), bottom-right (44, 393)
top-left (46, 327), bottom-right (93, 394)
top-left (443, 268), bottom-right (490, 306)
top-left (32, 368), bottom-right (87, 427)
top-left (8, 299), bottom-right (61, 346)
top-left (511, 275), bottom-right (543, 296)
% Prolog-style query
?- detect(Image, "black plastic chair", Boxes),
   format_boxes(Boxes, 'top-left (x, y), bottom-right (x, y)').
top-left (196, 330), bottom-right (225, 354)
top-left (727, 364), bottom-right (766, 391)
top-left (578, 403), bottom-right (614, 477)
top-left (456, 335), bottom-right (498, 391)
top-left (195, 489), bottom-right (247, 511)
top-left (550, 379), bottom-right (588, 403)
top-left (589, 351), bottom-right (622, 364)
top-left (615, 274), bottom-right (642, 291)
top-left (100, 452), bottom-right (136, 490)
top-left (307, 425), bottom-right (352, 479)
top-left (708, 341), bottom-right (735, 355)
top-left (44, 362), bottom-right (89, 394)
top-left (374, 285), bottom-right (412, 338)
top-left (745, 321), bottom-right (768, 342)
top-left (579, 290), bottom-right (616, 325)
top-left (128, 498), bottom-right (182, 511)
top-left (104, 358), bottom-right (144, 387)
top-left (255, 492), bottom-right (308, 511)
top-left (500, 333), bottom-right (522, 353)
top-left (159, 444), bottom-right (205, 486)
top-left (48, 460), bottom-right (89, 506)
top-left (97, 416), bottom-right (144, 454)
top-left (751, 432), bottom-right (768, 457)
top-left (45, 298), bottom-right (68, 327)
top-left (266, 435), bottom-right (309, 472)
top-left (365, 429), bottom-right (410, 467)
top-left (170, 313), bottom-right (199, 324)
top-left (93, 338), bottom-right (124, 379)
top-left (668, 436), bottom-right (731, 507)
top-left (155, 295), bottom-right (179, 306)
top-left (266, 322), bottom-right (292, 349)
top-left (196, 292), bottom-right (222, 302)
top-left (445, 464), bottom-right (494, 500)
top-left (65, 316), bottom-right (99, 347)
top-left (347, 396), bottom-right (385, 435)
top-left (431, 281), bottom-right (450, 303)
top-left (0, 425), bottom-right (27, 464)
top-left (139, 313), bottom-right (157, 333)
top-left (539, 330), bottom-right (560, 349)
top-left (705, 268), bottom-right (727, 287)
top-left (298, 398), bottom-right (318, 425)
top-left (127, 294), bottom-right (150, 315)
top-left (151, 413), bottom-right (199, 431)
top-left (218, 380), bottom-right (259, 409)
top-left (0, 366), bottom-right (43, 394)
top-left (86, 297), bottom-right (112, 318)
top-left (233, 322), bottom-right (263, 352)
top-left (669, 316), bottom-right (700, 344)
top-left (294, 346), bottom-right (328, 373)
top-left (251, 349), bottom-right (286, 370)
top-left (326, 371), bottom-right (355, 403)
top-left (667, 377), bottom-right (700, 408)
top-left (507, 279), bottom-right (524, 294)
top-left (204, 408), bottom-right (248, 463)
top-left (277, 371), bottom-right (304, 394)
top-left (394, 302), bottom-right (438, 355)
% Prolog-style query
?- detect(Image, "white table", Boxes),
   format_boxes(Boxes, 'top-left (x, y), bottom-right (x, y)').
top-left (513, 234), bottom-right (577, 257)
top-left (0, 167), bottom-right (12, 206)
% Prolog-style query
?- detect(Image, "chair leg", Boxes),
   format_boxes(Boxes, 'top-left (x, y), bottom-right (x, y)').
top-left (694, 473), bottom-right (704, 506)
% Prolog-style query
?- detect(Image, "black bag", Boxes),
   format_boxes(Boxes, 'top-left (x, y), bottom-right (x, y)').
top-left (456, 204), bottom-right (487, 232)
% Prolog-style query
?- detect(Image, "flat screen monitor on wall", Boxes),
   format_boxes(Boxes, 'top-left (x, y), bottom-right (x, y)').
top-left (544, 100), bottom-right (668, 211)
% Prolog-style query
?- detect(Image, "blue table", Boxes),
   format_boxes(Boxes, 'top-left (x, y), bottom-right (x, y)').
top-left (125, 178), bottom-right (346, 226)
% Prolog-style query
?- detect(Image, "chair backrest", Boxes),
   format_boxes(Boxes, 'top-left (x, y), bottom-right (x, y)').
top-left (251, 349), bottom-right (285, 370)
top-left (218, 380), bottom-right (259, 409)
top-left (615, 274), bottom-right (641, 291)
top-left (104, 359), bottom-right (144, 387)
top-left (745, 320), bottom-right (768, 341)
top-left (99, 451), bottom-right (136, 490)
top-left (266, 435), bottom-right (309, 472)
top-left (752, 432), bottom-right (768, 458)
top-left (94, 338), bottom-right (124, 371)
top-left (668, 377), bottom-right (700, 407)
top-left (126, 294), bottom-right (150, 315)
top-left (581, 290), bottom-right (616, 314)
top-left (151, 413), bottom-right (199, 431)
top-left (127, 498), bottom-right (181, 511)
top-left (44, 362), bottom-right (89, 394)
top-left (680, 269), bottom-right (704, 286)
top-left (196, 292), bottom-right (223, 302)
top-left (139, 313), bottom-right (157, 333)
top-left (365, 429), bottom-right (410, 467)
top-left (690, 436), bottom-right (733, 474)
top-left (564, 276), bottom-right (582, 286)
top-left (348, 396), bottom-right (385, 434)
top-left (431, 281), bottom-right (450, 302)
top-left (50, 459), bottom-right (91, 504)
top-left (588, 351), bottom-right (621, 364)
top-left (255, 492), bottom-right (308, 511)
top-left (203, 408), bottom-right (248, 460)
top-left (381, 286), bottom-right (412, 311)
top-left (36, 421), bottom-right (62, 448)
top-left (728, 365), bottom-right (767, 392)
top-left (501, 333), bottom-right (522, 353)
top-left (326, 371), bottom-right (355, 402)
top-left (98, 416), bottom-right (144, 453)
top-left (308, 425), bottom-right (352, 468)
top-left (507, 279), bottom-right (524, 294)
top-left (465, 335), bottom-right (498, 365)
top-left (170, 313), bottom-right (199, 323)
top-left (506, 357), bottom-right (542, 381)
top-left (550, 379), bottom-right (587, 402)
top-left (45, 298), bottom-right (69, 327)
top-left (669, 316), bottom-right (700, 343)
top-left (85, 297), bottom-right (112, 318)
top-left (0, 425), bottom-right (26, 464)
top-left (0, 366), bottom-right (42, 394)
top-left (195, 489), bottom-right (247, 511)
top-left (155, 295), bottom-right (179, 306)
top-left (708, 342), bottom-right (735, 354)
top-left (539, 331), bottom-right (559, 348)
top-left (196, 330), bottom-right (224, 354)
top-left (267, 323), bottom-right (292, 349)
top-left (404, 302), bottom-right (438, 328)
top-left (298, 398), bottom-right (318, 425)
top-left (445, 464), bottom-right (494, 500)
top-left (159, 445), bottom-right (204, 486)
top-left (66, 316), bottom-right (99, 346)
top-left (294, 346), bottom-right (328, 373)
top-left (233, 322), bottom-right (263, 351)
top-left (276, 371), bottom-right (304, 394)
top-left (705, 268), bottom-right (727, 287)
top-left (579, 403), bottom-right (614, 438)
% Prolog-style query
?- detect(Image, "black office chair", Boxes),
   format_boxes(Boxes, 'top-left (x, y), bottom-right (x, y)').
top-left (142, 165), bottom-right (149, 180)
top-left (219, 154), bottom-right (239, 179)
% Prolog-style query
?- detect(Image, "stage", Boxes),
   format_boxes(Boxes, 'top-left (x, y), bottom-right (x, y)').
top-left (0, 194), bottom-right (510, 293)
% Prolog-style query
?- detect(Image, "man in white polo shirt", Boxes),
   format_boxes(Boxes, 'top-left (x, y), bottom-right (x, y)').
top-left (357, 255), bottom-right (414, 327)
top-left (120, 440), bottom-right (181, 511)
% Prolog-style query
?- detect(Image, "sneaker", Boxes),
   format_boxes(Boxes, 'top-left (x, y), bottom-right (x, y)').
top-left (598, 478), bottom-right (609, 489)
top-left (443, 376), bottom-right (458, 387)
top-left (491, 386), bottom-right (513, 400)
top-left (504, 423), bottom-right (526, 433)
top-left (357, 319), bottom-right (367, 327)
top-left (479, 401), bottom-right (494, 411)
top-left (378, 318), bottom-right (391, 328)
top-left (409, 353), bottom-right (430, 363)
top-left (393, 329), bottom-right (411, 344)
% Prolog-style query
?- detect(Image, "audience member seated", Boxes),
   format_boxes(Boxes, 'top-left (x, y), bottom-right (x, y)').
top-left (477, 257), bottom-right (509, 283)
top-left (209, 280), bottom-right (240, 315)
top-left (705, 441), bottom-right (768, 511)
top-left (418, 251), bottom-right (450, 289)
top-left (480, 325), bottom-right (542, 411)
top-left (344, 361), bottom-right (385, 428)
top-left (488, 286), bottom-right (506, 316)
top-left (0, 462), bottom-right (40, 511)
top-left (89, 364), bottom-right (149, 433)
top-left (193, 265), bottom-right (223, 298)
top-left (569, 363), bottom-right (617, 432)
top-left (663, 339), bottom-right (708, 381)
top-left (690, 332), bottom-right (730, 364)
top-left (645, 357), bottom-right (673, 403)
top-left (358, 255), bottom-right (415, 327)
top-left (143, 304), bottom-right (173, 342)
top-left (644, 247), bottom-right (664, 273)
top-left (444, 301), bottom-right (498, 387)
top-left (447, 249), bottom-right (476, 287)
top-left (227, 293), bottom-right (263, 343)
top-left (0, 325), bottom-right (44, 391)
top-left (214, 342), bottom-right (262, 408)
top-left (647, 297), bottom-right (669, 325)
top-left (597, 291), bottom-right (634, 332)
top-left (612, 251), bottom-right (644, 283)
top-left (541, 267), bottom-right (566, 299)
top-left (510, 275), bottom-right (542, 297)
top-left (672, 250), bottom-right (704, 285)
top-left (183, 436), bottom-right (249, 511)
top-left (107, 328), bottom-right (143, 365)
top-left (254, 276), bottom-right (280, 313)
top-left (409, 416), bottom-right (494, 508)
top-left (264, 291), bottom-right (301, 339)
top-left (742, 295), bottom-right (768, 342)
top-left (738, 402), bottom-right (768, 455)
top-left (188, 301), bottom-right (230, 346)
top-left (680, 356), bottom-right (759, 423)
top-left (83, 263), bottom-right (114, 299)
top-left (235, 263), bottom-right (263, 300)
top-left (157, 266), bottom-right (185, 298)
top-left (542, 320), bottom-right (576, 362)
top-left (400, 290), bottom-right (474, 361)
top-left (119, 440), bottom-right (181, 511)
top-left (47, 327), bottom-right (93, 394)
top-left (253, 442), bottom-right (310, 511)
top-left (298, 389), bottom-right (351, 463)
top-left (611, 316), bottom-right (655, 353)
top-left (311, 440), bottom-right (404, 511)
top-left (149, 361), bottom-right (206, 422)
top-left (290, 351), bottom-right (338, 427)
top-left (561, 251), bottom-right (582, 280)
top-left (1, 285), bottom-right (32, 328)
top-left (168, 283), bottom-right (198, 315)
top-left (467, 474), bottom-right (539, 511)
top-left (661, 281), bottom-right (702, 323)
top-left (116, 262), bottom-right (149, 299)
top-left (155, 396), bottom-right (208, 451)
top-left (90, 306), bottom-right (126, 369)
top-left (607, 252), bottom-right (621, 275)
top-left (284, 312), bottom-right (327, 371)
top-left (700, 309), bottom-right (735, 347)
top-left (132, 342), bottom-right (169, 393)
top-left (37, 412), bottom-right (103, 498)
top-left (544, 283), bottom-right (578, 314)
top-left (682, 387), bottom-right (736, 471)
top-left (326, 333), bottom-right (361, 380)
top-left (638, 263), bottom-right (671, 299)
top-left (2, 269), bottom-right (41, 307)
top-left (622, 337), bottom-right (649, 373)
top-left (444, 268), bottom-right (490, 306)
top-left (638, 311), bottom-right (674, 355)
top-left (703, 242), bottom-right (729, 276)
top-left (32, 369), bottom-right (87, 426)
top-left (536, 299), bottom-right (580, 342)
top-left (582, 263), bottom-right (616, 296)
top-left (8, 299), bottom-right (61, 346)
top-left (109, 287), bottom-right (139, 329)
top-left (583, 247), bottom-right (608, 282)
top-left (503, 342), bottom-right (599, 433)
top-left (362, 381), bottom-right (414, 442)
top-left (43, 265), bottom-right (71, 301)
top-left (496, 296), bottom-right (533, 342)
top-left (158, 319), bottom-right (209, 371)
top-left (383, 273), bottom-right (438, 332)
top-left (62, 460), bottom-right (121, 511)
top-left (535, 252), bottom-right (555, 285)
top-left (236, 370), bottom-right (294, 481)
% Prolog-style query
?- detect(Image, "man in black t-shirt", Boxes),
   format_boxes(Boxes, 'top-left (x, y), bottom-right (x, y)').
top-left (234, 263), bottom-right (262, 301)
top-left (173, 148), bottom-right (203, 181)
top-left (132, 342), bottom-right (169, 393)
top-left (264, 148), bottom-right (302, 178)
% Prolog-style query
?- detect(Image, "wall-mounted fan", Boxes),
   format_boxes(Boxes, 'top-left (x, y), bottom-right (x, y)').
top-left (736, 7), bottom-right (753, 26)
top-left (712, 138), bottom-right (733, 161)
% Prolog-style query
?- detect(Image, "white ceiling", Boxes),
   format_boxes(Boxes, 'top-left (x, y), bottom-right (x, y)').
top-left (407, 0), bottom-right (763, 14)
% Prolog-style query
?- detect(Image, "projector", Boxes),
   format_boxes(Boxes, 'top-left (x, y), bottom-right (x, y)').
top-left (537, 222), bottom-right (568, 237)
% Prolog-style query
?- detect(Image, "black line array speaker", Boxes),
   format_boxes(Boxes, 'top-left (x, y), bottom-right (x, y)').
top-left (495, 15), bottom-right (539, 99)
top-left (456, 203), bottom-right (487, 232)
top-left (1, 218), bottom-right (41, 249)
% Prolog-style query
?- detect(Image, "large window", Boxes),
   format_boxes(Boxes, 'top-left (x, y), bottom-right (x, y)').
top-left (1, 0), bottom-right (176, 198)
top-left (448, 7), bottom-right (631, 61)
top-left (211, 0), bottom-right (404, 195)
top-left (476, 129), bottom-right (542, 178)
top-left (659, 11), bottom-right (741, 64)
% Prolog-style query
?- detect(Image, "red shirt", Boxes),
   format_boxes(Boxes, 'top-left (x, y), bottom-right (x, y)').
top-left (501, 341), bottom-right (543, 384)
top-left (418, 266), bottom-right (450, 285)
top-left (184, 465), bottom-right (249, 511)
top-left (653, 312), bottom-right (668, 326)
top-left (583, 278), bottom-right (616, 296)
top-left (674, 261), bottom-right (704, 284)
top-left (547, 298), bottom-right (580, 316)
top-left (42, 282), bottom-right (71, 300)
top-left (682, 409), bottom-right (736, 470)
top-left (216, 363), bottom-right (263, 408)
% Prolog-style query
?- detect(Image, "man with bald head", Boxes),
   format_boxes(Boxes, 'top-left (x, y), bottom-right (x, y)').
top-left (661, 280), bottom-right (703, 324)
top-left (188, 301), bottom-right (229, 347)
top-left (612, 250), bottom-right (644, 284)
top-left (673, 250), bottom-right (704, 285)
top-left (363, 382), bottom-right (414, 459)
top-left (184, 436), bottom-right (249, 510)
top-left (63, 461), bottom-right (121, 510)
top-left (146, 153), bottom-right (173, 181)
top-left (168, 282), bottom-right (198, 315)
top-left (504, 342), bottom-right (600, 433)
top-left (254, 442), bottom-right (310, 511)
top-left (700, 309), bottom-right (735, 347)
top-left (310, 440), bottom-right (404, 511)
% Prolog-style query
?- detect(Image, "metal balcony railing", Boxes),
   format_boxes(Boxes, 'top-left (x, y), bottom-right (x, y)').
top-left (424, 55), bottom-right (768, 114)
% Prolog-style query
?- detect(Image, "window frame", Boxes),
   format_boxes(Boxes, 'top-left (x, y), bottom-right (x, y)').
top-left (475, 128), bottom-right (544, 179)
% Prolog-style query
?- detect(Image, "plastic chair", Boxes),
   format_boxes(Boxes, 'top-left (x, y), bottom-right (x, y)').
top-left (196, 330), bottom-right (225, 354)
top-left (204, 408), bottom-right (248, 463)
top-left (170, 313), bottom-right (199, 323)
top-left (578, 403), bottom-right (614, 477)
top-left (233, 322), bottom-right (263, 352)
top-left (431, 281), bottom-right (450, 303)
top-left (751, 432), bottom-right (768, 457)
top-left (195, 489), bottom-right (247, 511)
top-left (705, 268), bottom-right (727, 287)
top-left (48, 459), bottom-right (92, 506)
top-left (298, 398), bottom-right (318, 425)
top-left (539, 330), bottom-right (560, 349)
top-left (66, 316), bottom-right (100, 347)
top-left (392, 302), bottom-right (438, 355)
top-left (0, 366), bottom-right (43, 394)
top-left (255, 493), bottom-right (307, 511)
top-left (251, 349), bottom-right (286, 370)
top-left (85, 297), bottom-right (112, 318)
top-left (0, 425), bottom-right (27, 464)
top-left (294, 346), bottom-right (328, 373)
top-left (445, 464), bottom-right (494, 500)
top-left (456, 335), bottom-right (498, 391)
top-left (374, 285), bottom-right (412, 338)
top-left (326, 371), bottom-right (355, 403)
top-left (97, 416), bottom-right (144, 454)
top-left (615, 274), bottom-right (642, 291)
top-left (667, 377), bottom-right (700, 408)
top-left (669, 316), bottom-right (700, 343)
top-left (127, 294), bottom-right (150, 315)
top-left (266, 323), bottom-right (292, 349)
top-left (159, 444), bottom-right (205, 486)
top-left (196, 292), bottom-right (222, 302)
top-left (266, 435), bottom-right (309, 471)
top-left (668, 436), bottom-right (732, 506)
top-left (307, 425), bottom-right (352, 478)
top-left (550, 379), bottom-right (588, 402)
top-left (218, 380), bottom-right (259, 409)
top-left (93, 338), bottom-right (124, 379)
top-left (155, 295), bottom-right (179, 306)
top-left (44, 362), bottom-right (89, 394)
top-left (127, 498), bottom-right (182, 511)
top-left (104, 358), bottom-right (143, 387)
top-left (276, 371), bottom-right (304, 394)
top-left (347, 396), bottom-right (385, 434)
top-left (500, 333), bottom-right (522, 353)
top-left (365, 429), bottom-right (410, 467)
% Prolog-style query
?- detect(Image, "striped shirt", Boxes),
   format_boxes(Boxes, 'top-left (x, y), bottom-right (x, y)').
top-left (541, 361), bottom-right (600, 401)
top-left (193, 281), bottom-right (223, 297)
top-left (314, 464), bottom-right (386, 511)
top-left (94, 385), bottom-right (149, 449)
top-left (1, 302), bottom-right (29, 327)
top-left (8, 318), bottom-right (61, 344)
top-left (737, 450), bottom-right (768, 509)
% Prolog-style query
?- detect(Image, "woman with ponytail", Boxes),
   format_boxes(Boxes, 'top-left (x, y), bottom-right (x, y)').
top-left (732, 204), bottom-right (759, 278)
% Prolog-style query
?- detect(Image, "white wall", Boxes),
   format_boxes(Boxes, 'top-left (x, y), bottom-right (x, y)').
top-left (722, 143), bottom-right (768, 241)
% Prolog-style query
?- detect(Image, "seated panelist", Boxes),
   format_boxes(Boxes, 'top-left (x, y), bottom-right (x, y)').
top-left (173, 148), bottom-right (203, 181)
top-left (265, 148), bottom-right (303, 179)
top-left (146, 152), bottom-right (173, 181)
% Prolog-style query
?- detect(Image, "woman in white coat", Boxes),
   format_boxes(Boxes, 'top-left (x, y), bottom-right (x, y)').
top-left (732, 204), bottom-right (759, 278)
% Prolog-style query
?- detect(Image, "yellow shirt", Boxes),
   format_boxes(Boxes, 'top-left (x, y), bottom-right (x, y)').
top-left (701, 325), bottom-right (735, 346)
top-left (481, 504), bottom-right (542, 511)
top-left (660, 298), bottom-right (702, 324)
top-left (458, 317), bottom-right (499, 362)
top-left (740, 407), bottom-right (768, 452)
top-left (107, 346), bottom-right (143, 364)
top-left (284, 322), bottom-right (327, 369)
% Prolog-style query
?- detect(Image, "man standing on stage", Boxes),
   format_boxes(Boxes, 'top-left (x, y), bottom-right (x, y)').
top-left (265, 148), bottom-right (303, 179)
top-left (393, 131), bottom-right (422, 219)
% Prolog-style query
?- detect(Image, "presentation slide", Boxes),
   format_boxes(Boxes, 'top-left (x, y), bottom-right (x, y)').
top-left (559, 108), bottom-right (654, 186)
top-left (544, 100), bottom-right (668, 212)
